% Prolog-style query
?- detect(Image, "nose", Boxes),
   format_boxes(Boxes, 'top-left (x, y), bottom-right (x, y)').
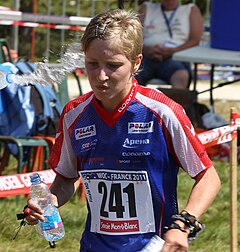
top-left (97, 67), bottom-right (109, 82)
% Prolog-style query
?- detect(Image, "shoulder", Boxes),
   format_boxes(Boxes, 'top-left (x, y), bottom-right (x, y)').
top-left (178, 3), bottom-right (196, 13)
top-left (139, 2), bottom-right (161, 24)
top-left (178, 3), bottom-right (202, 22)
top-left (190, 4), bottom-right (202, 16)
top-left (136, 85), bottom-right (183, 112)
top-left (62, 91), bottom-right (94, 114)
top-left (136, 85), bottom-right (174, 102)
top-left (180, 3), bottom-right (201, 14)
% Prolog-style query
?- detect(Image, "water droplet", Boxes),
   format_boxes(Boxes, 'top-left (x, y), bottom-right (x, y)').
top-left (0, 70), bottom-right (8, 89)
top-left (2, 42), bottom-right (85, 88)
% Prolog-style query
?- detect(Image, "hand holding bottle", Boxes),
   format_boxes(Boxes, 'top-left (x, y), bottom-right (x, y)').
top-left (25, 173), bottom-right (65, 242)
top-left (25, 199), bottom-right (45, 225)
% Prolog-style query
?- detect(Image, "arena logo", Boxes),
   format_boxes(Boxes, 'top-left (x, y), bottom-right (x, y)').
top-left (122, 138), bottom-right (150, 148)
top-left (75, 124), bottom-right (96, 140)
top-left (128, 121), bottom-right (153, 134)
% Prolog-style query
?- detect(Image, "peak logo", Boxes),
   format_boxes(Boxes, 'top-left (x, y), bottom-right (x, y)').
top-left (75, 124), bottom-right (96, 140)
top-left (123, 138), bottom-right (150, 148)
top-left (128, 121), bottom-right (153, 134)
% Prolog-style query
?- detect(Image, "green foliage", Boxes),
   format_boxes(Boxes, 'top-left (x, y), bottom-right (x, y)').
top-left (0, 161), bottom-right (239, 251)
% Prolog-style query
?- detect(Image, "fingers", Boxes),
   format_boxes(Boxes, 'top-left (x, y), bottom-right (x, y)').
top-left (162, 229), bottom-right (188, 252)
top-left (25, 208), bottom-right (45, 225)
top-left (25, 215), bottom-right (39, 225)
top-left (27, 199), bottom-right (44, 214)
top-left (162, 244), bottom-right (187, 252)
top-left (24, 199), bottom-right (45, 224)
top-left (24, 207), bottom-right (31, 215)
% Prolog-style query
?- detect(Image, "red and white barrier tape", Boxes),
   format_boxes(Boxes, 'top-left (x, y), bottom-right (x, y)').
top-left (198, 124), bottom-right (238, 148)
top-left (198, 112), bottom-right (240, 148)
top-left (0, 169), bottom-right (55, 198)
top-left (0, 20), bottom-right (86, 31)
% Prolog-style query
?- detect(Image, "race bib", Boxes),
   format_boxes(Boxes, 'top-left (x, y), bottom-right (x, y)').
top-left (80, 169), bottom-right (155, 235)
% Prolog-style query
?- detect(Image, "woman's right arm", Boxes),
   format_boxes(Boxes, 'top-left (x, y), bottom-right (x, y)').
top-left (50, 174), bottom-right (79, 207)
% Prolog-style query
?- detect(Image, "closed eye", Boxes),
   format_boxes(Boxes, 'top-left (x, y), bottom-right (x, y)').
top-left (107, 63), bottom-right (122, 70)
top-left (86, 61), bottom-right (98, 68)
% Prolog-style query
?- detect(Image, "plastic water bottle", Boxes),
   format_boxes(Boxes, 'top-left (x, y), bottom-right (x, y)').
top-left (29, 173), bottom-right (65, 242)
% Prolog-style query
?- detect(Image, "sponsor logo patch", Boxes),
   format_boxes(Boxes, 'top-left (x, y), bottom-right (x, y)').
top-left (75, 124), bottom-right (96, 140)
top-left (122, 151), bottom-right (151, 157)
top-left (123, 138), bottom-right (150, 148)
top-left (128, 121), bottom-right (153, 134)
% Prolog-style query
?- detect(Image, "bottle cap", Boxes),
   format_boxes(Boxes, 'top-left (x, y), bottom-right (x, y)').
top-left (30, 173), bottom-right (41, 183)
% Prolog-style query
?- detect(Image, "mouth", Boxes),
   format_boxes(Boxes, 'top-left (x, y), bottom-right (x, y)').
top-left (95, 85), bottom-right (109, 91)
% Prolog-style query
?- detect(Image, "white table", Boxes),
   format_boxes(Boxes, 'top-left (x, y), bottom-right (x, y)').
top-left (173, 46), bottom-right (240, 107)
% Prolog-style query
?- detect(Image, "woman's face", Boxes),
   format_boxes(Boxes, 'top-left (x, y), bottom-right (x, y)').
top-left (85, 38), bottom-right (142, 112)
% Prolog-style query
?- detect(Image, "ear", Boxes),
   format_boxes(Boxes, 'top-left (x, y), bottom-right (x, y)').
top-left (133, 54), bottom-right (143, 73)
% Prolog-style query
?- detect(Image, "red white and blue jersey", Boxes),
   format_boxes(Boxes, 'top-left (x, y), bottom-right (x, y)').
top-left (49, 79), bottom-right (212, 252)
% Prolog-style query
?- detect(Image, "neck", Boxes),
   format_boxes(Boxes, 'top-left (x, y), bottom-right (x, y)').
top-left (162, 3), bottom-right (178, 11)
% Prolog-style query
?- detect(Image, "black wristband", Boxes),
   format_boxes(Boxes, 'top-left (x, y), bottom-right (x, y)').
top-left (180, 210), bottom-right (198, 226)
top-left (172, 210), bottom-right (205, 241)
top-left (163, 222), bottom-right (187, 234)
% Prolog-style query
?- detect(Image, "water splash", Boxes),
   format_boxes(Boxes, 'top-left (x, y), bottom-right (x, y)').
top-left (9, 42), bottom-right (85, 87)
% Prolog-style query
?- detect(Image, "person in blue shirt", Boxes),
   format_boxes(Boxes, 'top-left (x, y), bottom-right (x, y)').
top-left (24, 9), bottom-right (220, 252)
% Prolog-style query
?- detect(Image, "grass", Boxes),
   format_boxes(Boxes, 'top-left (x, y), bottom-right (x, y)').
top-left (0, 161), bottom-right (239, 252)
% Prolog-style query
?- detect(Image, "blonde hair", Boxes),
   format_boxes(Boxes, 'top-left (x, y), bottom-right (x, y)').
top-left (81, 9), bottom-right (143, 64)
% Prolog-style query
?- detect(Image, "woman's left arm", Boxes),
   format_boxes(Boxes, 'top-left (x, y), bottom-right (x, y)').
top-left (162, 166), bottom-right (221, 251)
top-left (162, 5), bottom-right (204, 58)
top-left (183, 165), bottom-right (221, 219)
top-left (176, 5), bottom-right (204, 52)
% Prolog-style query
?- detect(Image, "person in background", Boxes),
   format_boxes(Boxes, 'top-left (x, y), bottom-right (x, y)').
top-left (135, 0), bottom-right (204, 89)
top-left (24, 9), bottom-right (220, 252)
